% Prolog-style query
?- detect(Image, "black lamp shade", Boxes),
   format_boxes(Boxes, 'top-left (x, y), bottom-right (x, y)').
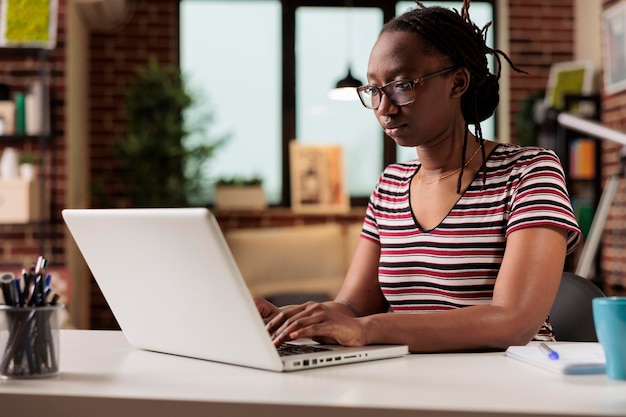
top-left (334, 67), bottom-right (362, 88)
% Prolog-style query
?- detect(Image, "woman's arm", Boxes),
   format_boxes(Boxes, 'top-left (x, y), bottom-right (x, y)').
top-left (265, 236), bottom-right (386, 345)
top-left (361, 226), bottom-right (567, 351)
top-left (269, 225), bottom-right (567, 352)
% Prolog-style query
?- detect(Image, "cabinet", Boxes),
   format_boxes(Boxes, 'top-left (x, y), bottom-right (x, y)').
top-left (538, 94), bottom-right (602, 274)
top-left (0, 47), bottom-right (53, 257)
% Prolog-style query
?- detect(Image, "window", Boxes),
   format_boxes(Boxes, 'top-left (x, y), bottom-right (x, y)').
top-left (180, 1), bottom-right (282, 202)
top-left (296, 7), bottom-right (383, 198)
top-left (179, 1), bottom-right (495, 206)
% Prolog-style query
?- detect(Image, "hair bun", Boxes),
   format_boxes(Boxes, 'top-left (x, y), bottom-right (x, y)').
top-left (462, 73), bottom-right (499, 124)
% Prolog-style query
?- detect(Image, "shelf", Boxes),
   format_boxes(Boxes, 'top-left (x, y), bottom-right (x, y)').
top-left (0, 46), bottom-right (53, 259)
top-left (0, 135), bottom-right (50, 142)
top-left (0, 47), bottom-right (50, 56)
top-left (555, 94), bottom-right (602, 276)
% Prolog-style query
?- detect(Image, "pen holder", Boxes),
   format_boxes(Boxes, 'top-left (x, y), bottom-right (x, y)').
top-left (0, 304), bottom-right (63, 378)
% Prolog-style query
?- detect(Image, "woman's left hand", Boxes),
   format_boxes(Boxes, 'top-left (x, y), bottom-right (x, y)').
top-left (266, 301), bottom-right (367, 347)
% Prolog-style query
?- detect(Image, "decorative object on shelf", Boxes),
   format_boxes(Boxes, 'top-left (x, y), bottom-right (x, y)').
top-left (0, 147), bottom-right (19, 179)
top-left (115, 59), bottom-right (227, 208)
top-left (14, 91), bottom-right (25, 135)
top-left (18, 152), bottom-right (39, 181)
top-left (289, 141), bottom-right (349, 214)
top-left (214, 176), bottom-right (267, 211)
top-left (0, 179), bottom-right (45, 223)
top-left (25, 79), bottom-right (49, 136)
top-left (544, 60), bottom-right (594, 110)
top-left (0, 101), bottom-right (15, 135)
top-left (0, 83), bottom-right (14, 135)
top-left (0, 0), bottom-right (58, 49)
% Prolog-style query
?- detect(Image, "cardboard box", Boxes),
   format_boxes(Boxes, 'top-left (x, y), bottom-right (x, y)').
top-left (0, 179), bottom-right (46, 223)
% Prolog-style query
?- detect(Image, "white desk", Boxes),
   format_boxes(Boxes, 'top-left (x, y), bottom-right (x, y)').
top-left (0, 330), bottom-right (624, 417)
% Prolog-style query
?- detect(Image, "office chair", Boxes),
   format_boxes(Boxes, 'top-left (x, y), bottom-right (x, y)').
top-left (549, 272), bottom-right (606, 342)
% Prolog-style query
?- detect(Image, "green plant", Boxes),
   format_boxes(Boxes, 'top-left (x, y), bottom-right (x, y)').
top-left (215, 175), bottom-right (263, 187)
top-left (115, 58), bottom-right (227, 207)
top-left (515, 90), bottom-right (545, 147)
top-left (18, 152), bottom-right (39, 165)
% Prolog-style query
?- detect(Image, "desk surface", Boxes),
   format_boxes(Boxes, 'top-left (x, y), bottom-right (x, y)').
top-left (0, 330), bottom-right (625, 417)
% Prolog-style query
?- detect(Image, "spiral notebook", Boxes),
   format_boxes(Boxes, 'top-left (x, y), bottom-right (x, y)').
top-left (505, 343), bottom-right (606, 375)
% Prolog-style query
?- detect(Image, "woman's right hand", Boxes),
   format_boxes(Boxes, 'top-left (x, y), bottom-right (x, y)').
top-left (253, 296), bottom-right (281, 324)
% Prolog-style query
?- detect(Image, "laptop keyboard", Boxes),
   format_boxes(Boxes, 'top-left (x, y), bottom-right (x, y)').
top-left (277, 343), bottom-right (331, 356)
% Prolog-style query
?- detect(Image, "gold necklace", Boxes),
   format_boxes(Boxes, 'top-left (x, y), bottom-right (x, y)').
top-left (416, 143), bottom-right (482, 185)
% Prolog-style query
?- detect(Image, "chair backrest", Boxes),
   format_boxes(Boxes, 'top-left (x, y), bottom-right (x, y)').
top-left (549, 272), bottom-right (606, 342)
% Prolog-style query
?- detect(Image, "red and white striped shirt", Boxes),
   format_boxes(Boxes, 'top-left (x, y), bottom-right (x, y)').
top-left (362, 143), bottom-right (582, 340)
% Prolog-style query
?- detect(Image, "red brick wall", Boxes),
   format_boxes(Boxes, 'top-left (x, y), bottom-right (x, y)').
top-left (2, 1), bottom-right (588, 328)
top-left (601, 0), bottom-right (626, 287)
top-left (87, 0), bottom-right (179, 329)
top-left (88, 1), bottom-right (179, 210)
top-left (508, 0), bottom-right (575, 139)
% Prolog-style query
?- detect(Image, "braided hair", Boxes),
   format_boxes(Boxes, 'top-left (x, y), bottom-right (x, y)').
top-left (382, 0), bottom-right (527, 193)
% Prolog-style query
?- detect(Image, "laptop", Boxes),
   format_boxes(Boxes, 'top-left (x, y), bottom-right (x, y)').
top-left (62, 208), bottom-right (408, 372)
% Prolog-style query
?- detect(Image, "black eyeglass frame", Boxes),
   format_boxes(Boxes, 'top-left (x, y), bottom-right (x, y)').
top-left (356, 66), bottom-right (458, 109)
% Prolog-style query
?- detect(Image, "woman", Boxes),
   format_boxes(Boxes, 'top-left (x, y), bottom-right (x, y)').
top-left (256, 1), bottom-right (582, 352)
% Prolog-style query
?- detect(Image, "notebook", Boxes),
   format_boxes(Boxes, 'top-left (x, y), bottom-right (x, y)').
top-left (62, 207), bottom-right (408, 372)
top-left (505, 343), bottom-right (606, 375)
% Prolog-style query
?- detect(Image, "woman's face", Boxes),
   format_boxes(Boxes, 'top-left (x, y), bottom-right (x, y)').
top-left (366, 30), bottom-right (463, 148)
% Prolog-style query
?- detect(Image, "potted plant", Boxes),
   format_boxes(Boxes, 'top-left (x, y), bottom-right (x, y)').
top-left (18, 151), bottom-right (39, 181)
top-left (214, 175), bottom-right (267, 211)
top-left (115, 58), bottom-right (227, 207)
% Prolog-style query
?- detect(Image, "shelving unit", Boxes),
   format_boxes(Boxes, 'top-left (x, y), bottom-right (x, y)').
top-left (0, 47), bottom-right (53, 259)
top-left (560, 95), bottom-right (602, 234)
top-left (542, 94), bottom-right (602, 275)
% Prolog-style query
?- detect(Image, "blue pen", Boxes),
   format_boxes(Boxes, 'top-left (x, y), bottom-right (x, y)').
top-left (12, 277), bottom-right (23, 306)
top-left (539, 343), bottom-right (559, 360)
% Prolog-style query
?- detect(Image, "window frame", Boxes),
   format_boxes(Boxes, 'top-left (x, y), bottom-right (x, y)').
top-left (179, 0), bottom-right (497, 207)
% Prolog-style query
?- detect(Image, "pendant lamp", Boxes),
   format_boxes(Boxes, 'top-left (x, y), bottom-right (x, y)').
top-left (328, 66), bottom-right (362, 101)
top-left (328, 4), bottom-right (362, 101)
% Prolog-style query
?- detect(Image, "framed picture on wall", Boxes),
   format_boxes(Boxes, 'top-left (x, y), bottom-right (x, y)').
top-left (0, 0), bottom-right (58, 49)
top-left (544, 60), bottom-right (594, 109)
top-left (289, 141), bottom-right (349, 214)
top-left (603, 1), bottom-right (626, 95)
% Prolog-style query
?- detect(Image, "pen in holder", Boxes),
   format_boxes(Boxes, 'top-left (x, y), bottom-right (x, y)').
top-left (0, 304), bottom-right (63, 378)
top-left (0, 255), bottom-right (63, 379)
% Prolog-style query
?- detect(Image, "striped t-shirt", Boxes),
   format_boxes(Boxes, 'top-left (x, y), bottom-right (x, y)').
top-left (362, 143), bottom-right (582, 340)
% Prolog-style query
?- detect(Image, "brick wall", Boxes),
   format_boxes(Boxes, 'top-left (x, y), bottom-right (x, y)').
top-left (87, 0), bottom-right (179, 329)
top-left (601, 0), bottom-right (626, 287)
top-left (508, 0), bottom-right (574, 138)
top-left (2, 1), bottom-right (590, 329)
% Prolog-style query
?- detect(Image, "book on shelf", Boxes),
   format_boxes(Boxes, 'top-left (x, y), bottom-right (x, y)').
top-left (569, 138), bottom-right (596, 180)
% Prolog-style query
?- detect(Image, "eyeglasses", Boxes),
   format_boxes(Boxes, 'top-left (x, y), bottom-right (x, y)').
top-left (356, 66), bottom-right (457, 109)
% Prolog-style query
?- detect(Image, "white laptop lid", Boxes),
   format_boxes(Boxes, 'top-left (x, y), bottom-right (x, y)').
top-left (62, 208), bottom-right (408, 372)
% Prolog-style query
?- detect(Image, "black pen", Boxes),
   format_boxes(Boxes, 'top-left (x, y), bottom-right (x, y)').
top-left (1, 273), bottom-right (16, 306)
top-left (539, 342), bottom-right (559, 360)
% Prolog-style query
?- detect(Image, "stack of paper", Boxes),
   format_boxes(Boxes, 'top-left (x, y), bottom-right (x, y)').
top-left (505, 343), bottom-right (606, 375)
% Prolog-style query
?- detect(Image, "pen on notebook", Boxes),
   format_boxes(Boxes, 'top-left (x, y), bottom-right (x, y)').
top-left (539, 342), bottom-right (559, 360)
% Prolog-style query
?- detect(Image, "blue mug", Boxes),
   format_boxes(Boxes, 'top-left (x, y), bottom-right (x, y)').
top-left (593, 297), bottom-right (626, 380)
